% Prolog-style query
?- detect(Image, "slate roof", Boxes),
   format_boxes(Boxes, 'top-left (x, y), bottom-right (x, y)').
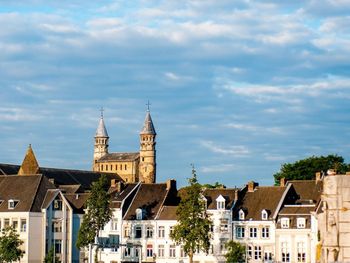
top-left (64, 193), bottom-right (90, 213)
top-left (97, 153), bottom-right (140, 162)
top-left (233, 186), bottom-right (287, 220)
top-left (157, 205), bottom-right (178, 220)
top-left (203, 188), bottom-right (237, 210)
top-left (140, 111), bottom-right (156, 135)
top-left (95, 117), bottom-right (109, 137)
top-left (288, 180), bottom-right (322, 204)
top-left (0, 175), bottom-right (56, 212)
top-left (124, 183), bottom-right (169, 220)
top-left (0, 163), bottom-right (122, 192)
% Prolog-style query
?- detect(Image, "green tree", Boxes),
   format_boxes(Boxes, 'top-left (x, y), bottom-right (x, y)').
top-left (170, 166), bottom-right (212, 263)
top-left (273, 154), bottom-right (350, 184)
top-left (44, 246), bottom-right (60, 263)
top-left (224, 240), bottom-right (245, 263)
top-left (0, 227), bottom-right (24, 262)
top-left (202, 182), bottom-right (226, 189)
top-left (76, 174), bottom-right (112, 261)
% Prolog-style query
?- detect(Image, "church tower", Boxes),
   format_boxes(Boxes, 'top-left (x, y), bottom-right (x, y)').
top-left (93, 111), bottom-right (109, 169)
top-left (139, 109), bottom-right (156, 183)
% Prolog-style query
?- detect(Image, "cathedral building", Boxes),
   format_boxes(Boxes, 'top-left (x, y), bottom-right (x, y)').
top-left (92, 109), bottom-right (156, 184)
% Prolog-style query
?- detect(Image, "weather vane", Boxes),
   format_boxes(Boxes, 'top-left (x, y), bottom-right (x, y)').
top-left (146, 100), bottom-right (151, 111)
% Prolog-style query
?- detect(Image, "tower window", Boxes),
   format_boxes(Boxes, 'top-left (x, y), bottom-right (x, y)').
top-left (142, 157), bottom-right (145, 161)
top-left (110, 165), bottom-right (113, 171)
top-left (125, 164), bottom-right (127, 170)
top-left (106, 165), bottom-right (108, 171)
top-left (115, 165), bottom-right (118, 170)
top-left (120, 164), bottom-right (122, 170)
top-left (101, 165), bottom-right (103, 171)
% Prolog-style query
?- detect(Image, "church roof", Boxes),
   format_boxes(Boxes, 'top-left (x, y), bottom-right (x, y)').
top-left (140, 110), bottom-right (156, 135)
top-left (97, 152), bottom-right (140, 162)
top-left (95, 117), bottom-right (109, 137)
top-left (18, 145), bottom-right (40, 175)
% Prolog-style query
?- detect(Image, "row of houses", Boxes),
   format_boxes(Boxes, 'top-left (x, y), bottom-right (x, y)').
top-left (0, 146), bottom-right (348, 262)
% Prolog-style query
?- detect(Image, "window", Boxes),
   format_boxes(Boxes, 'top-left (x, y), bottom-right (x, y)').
top-left (238, 209), bottom-right (245, 220)
top-left (53, 199), bottom-right (62, 211)
top-left (124, 226), bottom-right (130, 238)
top-left (111, 218), bottom-right (118, 231)
top-left (297, 242), bottom-right (306, 262)
top-left (247, 245), bottom-right (253, 259)
top-left (12, 219), bottom-right (18, 231)
top-left (158, 245), bottom-right (165, 257)
top-left (262, 226), bottom-right (270, 238)
top-left (281, 242), bottom-right (290, 262)
top-left (158, 226), bottom-right (165, 238)
top-left (106, 164), bottom-right (108, 171)
top-left (8, 199), bottom-right (19, 209)
top-left (261, 209), bottom-right (268, 220)
top-left (220, 219), bottom-right (229, 232)
top-left (146, 244), bottom-right (153, 257)
top-left (54, 239), bottom-right (62, 253)
top-left (180, 246), bottom-right (186, 258)
top-left (249, 227), bottom-right (257, 238)
top-left (4, 219), bottom-right (10, 228)
top-left (124, 247), bottom-right (131, 257)
top-left (216, 195), bottom-right (226, 210)
top-left (53, 220), bottom-right (62, 232)
top-left (264, 252), bottom-right (273, 261)
top-left (136, 208), bottom-right (143, 220)
top-left (146, 226), bottom-right (153, 238)
top-left (169, 226), bottom-right (174, 236)
top-left (235, 226), bottom-right (245, 239)
top-left (254, 246), bottom-right (262, 260)
top-left (115, 165), bottom-right (118, 170)
top-left (169, 244), bottom-right (176, 258)
top-left (125, 164), bottom-right (127, 170)
top-left (101, 165), bottom-right (103, 171)
top-left (20, 219), bottom-right (26, 232)
top-left (297, 218), bottom-right (306, 229)
top-left (120, 164), bottom-right (122, 170)
top-left (135, 226), bottom-right (142, 238)
top-left (281, 218), bottom-right (290, 228)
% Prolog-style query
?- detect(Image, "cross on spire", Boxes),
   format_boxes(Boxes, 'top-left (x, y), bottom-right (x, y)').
top-left (146, 100), bottom-right (151, 111)
top-left (100, 107), bottom-right (104, 118)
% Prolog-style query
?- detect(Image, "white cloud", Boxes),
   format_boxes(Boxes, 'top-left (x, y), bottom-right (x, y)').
top-left (200, 140), bottom-right (250, 157)
top-left (201, 164), bottom-right (235, 173)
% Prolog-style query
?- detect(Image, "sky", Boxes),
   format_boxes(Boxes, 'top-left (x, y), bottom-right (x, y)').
top-left (0, 0), bottom-right (350, 188)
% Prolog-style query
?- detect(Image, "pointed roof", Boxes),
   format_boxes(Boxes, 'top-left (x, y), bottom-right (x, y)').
top-left (18, 145), bottom-right (40, 176)
top-left (95, 117), bottom-right (109, 137)
top-left (140, 110), bottom-right (156, 135)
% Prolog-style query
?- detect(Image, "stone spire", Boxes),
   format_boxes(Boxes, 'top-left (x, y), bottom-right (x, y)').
top-left (18, 144), bottom-right (40, 175)
top-left (93, 109), bottom-right (109, 169)
top-left (140, 110), bottom-right (156, 135)
top-left (95, 117), bottom-right (109, 138)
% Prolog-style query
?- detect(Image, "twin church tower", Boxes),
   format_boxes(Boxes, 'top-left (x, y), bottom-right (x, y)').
top-left (93, 108), bottom-right (156, 184)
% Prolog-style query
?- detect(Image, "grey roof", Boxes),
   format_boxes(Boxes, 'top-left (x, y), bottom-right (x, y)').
top-left (97, 152), bottom-right (140, 162)
top-left (95, 117), bottom-right (109, 137)
top-left (140, 111), bottom-right (156, 135)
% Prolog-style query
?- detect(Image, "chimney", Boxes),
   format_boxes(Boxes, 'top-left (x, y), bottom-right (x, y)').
top-left (248, 181), bottom-right (258, 192)
top-left (234, 190), bottom-right (239, 202)
top-left (166, 179), bottom-right (176, 191)
top-left (280, 177), bottom-right (286, 187)
top-left (111, 179), bottom-right (116, 187)
top-left (315, 172), bottom-right (321, 182)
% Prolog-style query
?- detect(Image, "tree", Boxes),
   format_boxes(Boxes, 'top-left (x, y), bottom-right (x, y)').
top-left (44, 246), bottom-right (61, 263)
top-left (224, 240), bottom-right (245, 263)
top-left (170, 166), bottom-right (212, 263)
top-left (0, 227), bottom-right (24, 262)
top-left (273, 154), bottom-right (350, 184)
top-left (76, 174), bottom-right (112, 261)
top-left (202, 182), bottom-right (226, 189)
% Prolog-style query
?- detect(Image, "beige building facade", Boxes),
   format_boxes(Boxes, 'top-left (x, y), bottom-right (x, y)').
top-left (92, 109), bottom-right (157, 184)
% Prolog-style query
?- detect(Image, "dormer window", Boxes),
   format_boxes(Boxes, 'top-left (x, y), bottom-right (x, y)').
top-left (281, 217), bottom-right (290, 228)
top-left (297, 218), bottom-right (306, 229)
top-left (261, 209), bottom-right (268, 220)
top-left (216, 195), bottom-right (226, 210)
top-left (136, 208), bottom-right (143, 220)
top-left (239, 209), bottom-right (245, 220)
top-left (8, 199), bottom-right (19, 209)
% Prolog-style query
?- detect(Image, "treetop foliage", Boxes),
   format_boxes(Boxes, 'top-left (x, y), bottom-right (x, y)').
top-left (0, 227), bottom-right (24, 262)
top-left (273, 154), bottom-right (350, 184)
top-left (224, 240), bottom-right (245, 263)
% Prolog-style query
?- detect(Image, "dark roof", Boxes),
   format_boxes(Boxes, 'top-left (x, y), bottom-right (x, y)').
top-left (124, 183), bottom-right (168, 220)
top-left (288, 180), bottom-right (322, 204)
top-left (0, 175), bottom-right (56, 212)
top-left (140, 111), bottom-right (156, 135)
top-left (203, 188), bottom-right (237, 210)
top-left (64, 193), bottom-right (90, 213)
top-left (42, 189), bottom-right (59, 209)
top-left (233, 186), bottom-right (287, 220)
top-left (0, 163), bottom-right (123, 192)
top-left (279, 206), bottom-right (315, 215)
top-left (157, 206), bottom-right (178, 220)
top-left (97, 153), bottom-right (140, 162)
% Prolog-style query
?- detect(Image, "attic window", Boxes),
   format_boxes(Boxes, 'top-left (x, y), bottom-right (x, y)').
top-left (136, 208), bottom-right (143, 220)
top-left (216, 195), bottom-right (226, 210)
top-left (261, 210), bottom-right (268, 220)
top-left (239, 209), bottom-right (245, 220)
top-left (297, 218), bottom-right (306, 229)
top-left (281, 217), bottom-right (290, 228)
top-left (8, 199), bottom-right (19, 209)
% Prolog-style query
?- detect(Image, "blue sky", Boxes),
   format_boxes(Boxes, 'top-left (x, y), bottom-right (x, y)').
top-left (1, 0), bottom-right (350, 187)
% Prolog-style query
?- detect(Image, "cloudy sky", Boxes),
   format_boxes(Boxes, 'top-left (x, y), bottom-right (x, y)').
top-left (1, 0), bottom-right (350, 187)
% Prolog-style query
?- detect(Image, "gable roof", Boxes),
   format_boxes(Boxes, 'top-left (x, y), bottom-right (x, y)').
top-left (124, 183), bottom-right (169, 220)
top-left (0, 175), bottom-right (56, 212)
top-left (157, 205), bottom-right (178, 220)
top-left (232, 186), bottom-right (287, 220)
top-left (287, 180), bottom-right (322, 204)
top-left (97, 153), bottom-right (140, 162)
